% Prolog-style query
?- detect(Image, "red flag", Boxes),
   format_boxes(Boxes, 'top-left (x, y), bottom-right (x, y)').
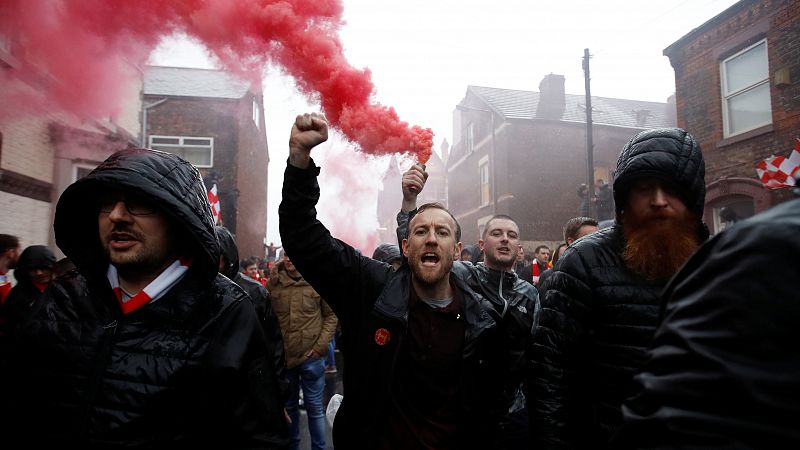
top-left (756, 139), bottom-right (800, 189)
top-left (207, 183), bottom-right (221, 225)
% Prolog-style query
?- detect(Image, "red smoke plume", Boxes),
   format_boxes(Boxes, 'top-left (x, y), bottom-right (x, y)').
top-left (0, 0), bottom-right (433, 163)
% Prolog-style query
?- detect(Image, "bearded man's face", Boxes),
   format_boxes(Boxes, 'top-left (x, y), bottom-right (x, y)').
top-left (622, 178), bottom-right (700, 280)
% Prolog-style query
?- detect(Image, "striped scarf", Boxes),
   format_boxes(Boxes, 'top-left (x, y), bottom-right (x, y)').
top-left (107, 258), bottom-right (192, 314)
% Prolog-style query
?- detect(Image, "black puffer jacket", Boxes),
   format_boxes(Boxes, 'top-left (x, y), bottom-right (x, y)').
top-left (530, 128), bottom-right (707, 449)
top-left (280, 161), bottom-right (512, 449)
top-left (617, 198), bottom-right (800, 449)
top-left (216, 226), bottom-right (289, 403)
top-left (3, 149), bottom-right (288, 448)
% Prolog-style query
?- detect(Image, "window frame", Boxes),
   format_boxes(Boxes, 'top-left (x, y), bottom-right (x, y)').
top-left (148, 135), bottom-right (214, 168)
top-left (72, 162), bottom-right (97, 182)
top-left (252, 99), bottom-right (260, 129)
top-left (466, 122), bottom-right (475, 153)
top-left (720, 38), bottom-right (771, 138)
top-left (479, 155), bottom-right (490, 206)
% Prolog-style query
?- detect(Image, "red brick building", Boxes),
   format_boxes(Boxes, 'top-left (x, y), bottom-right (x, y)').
top-left (447, 76), bottom-right (675, 245)
top-left (144, 66), bottom-right (269, 259)
top-left (664, 0), bottom-right (800, 233)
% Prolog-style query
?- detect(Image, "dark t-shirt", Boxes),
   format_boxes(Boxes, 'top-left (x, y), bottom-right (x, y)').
top-left (378, 281), bottom-right (466, 450)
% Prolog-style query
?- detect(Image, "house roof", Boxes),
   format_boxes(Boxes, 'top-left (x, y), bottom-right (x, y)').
top-left (467, 85), bottom-right (674, 129)
top-left (144, 66), bottom-right (252, 99)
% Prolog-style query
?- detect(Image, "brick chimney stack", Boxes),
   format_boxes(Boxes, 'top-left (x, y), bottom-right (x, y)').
top-left (536, 73), bottom-right (566, 119)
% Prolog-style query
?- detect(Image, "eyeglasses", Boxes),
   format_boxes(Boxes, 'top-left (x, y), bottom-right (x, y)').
top-left (99, 195), bottom-right (156, 216)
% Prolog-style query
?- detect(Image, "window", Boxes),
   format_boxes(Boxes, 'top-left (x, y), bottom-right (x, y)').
top-left (149, 135), bottom-right (214, 168)
top-left (721, 39), bottom-right (771, 137)
top-left (466, 122), bottom-right (475, 153)
top-left (479, 156), bottom-right (490, 206)
top-left (252, 99), bottom-right (260, 128)
top-left (712, 198), bottom-right (754, 234)
top-left (73, 163), bottom-right (96, 182)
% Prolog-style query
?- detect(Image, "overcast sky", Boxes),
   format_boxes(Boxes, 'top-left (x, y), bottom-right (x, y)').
top-left (150, 0), bottom-right (740, 246)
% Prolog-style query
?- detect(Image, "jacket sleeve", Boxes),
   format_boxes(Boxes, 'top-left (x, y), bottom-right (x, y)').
top-left (529, 245), bottom-right (594, 449)
top-left (279, 160), bottom-right (387, 328)
top-left (207, 294), bottom-right (290, 449)
top-left (261, 287), bottom-right (289, 403)
top-left (617, 218), bottom-right (800, 449)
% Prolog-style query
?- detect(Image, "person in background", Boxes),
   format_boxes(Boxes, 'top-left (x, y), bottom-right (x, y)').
top-left (1, 148), bottom-right (289, 449)
top-left (617, 195), bottom-right (800, 449)
top-left (514, 245), bottom-right (534, 285)
top-left (372, 243), bottom-right (403, 271)
top-left (531, 128), bottom-right (708, 449)
top-left (1, 245), bottom-right (56, 336)
top-left (594, 179), bottom-right (615, 221)
top-left (531, 245), bottom-right (550, 286)
top-left (269, 253), bottom-right (337, 450)
top-left (0, 234), bottom-right (20, 307)
top-left (536, 242), bottom-right (567, 289)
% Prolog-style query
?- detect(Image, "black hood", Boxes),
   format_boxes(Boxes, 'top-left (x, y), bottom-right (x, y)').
top-left (613, 128), bottom-right (706, 217)
top-left (14, 245), bottom-right (56, 286)
top-left (371, 243), bottom-right (401, 265)
top-left (54, 148), bottom-right (219, 281)
top-left (215, 226), bottom-right (239, 280)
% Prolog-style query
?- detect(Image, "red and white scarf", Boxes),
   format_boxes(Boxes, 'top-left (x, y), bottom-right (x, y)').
top-left (107, 258), bottom-right (192, 314)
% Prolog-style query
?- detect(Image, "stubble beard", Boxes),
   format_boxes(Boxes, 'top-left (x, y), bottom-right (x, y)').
top-left (622, 210), bottom-right (700, 281)
top-left (409, 252), bottom-right (453, 288)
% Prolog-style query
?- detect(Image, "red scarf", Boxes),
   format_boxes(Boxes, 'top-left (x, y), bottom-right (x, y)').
top-left (107, 258), bottom-right (192, 314)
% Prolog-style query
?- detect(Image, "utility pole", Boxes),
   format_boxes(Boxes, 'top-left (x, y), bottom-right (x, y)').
top-left (583, 48), bottom-right (595, 218)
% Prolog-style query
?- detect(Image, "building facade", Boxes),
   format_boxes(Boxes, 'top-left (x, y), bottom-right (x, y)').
top-left (664, 0), bottom-right (799, 233)
top-left (447, 75), bottom-right (675, 246)
top-left (144, 66), bottom-right (269, 259)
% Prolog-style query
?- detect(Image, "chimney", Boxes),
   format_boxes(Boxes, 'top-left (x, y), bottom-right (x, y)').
top-left (536, 73), bottom-right (566, 119)
top-left (440, 139), bottom-right (449, 164)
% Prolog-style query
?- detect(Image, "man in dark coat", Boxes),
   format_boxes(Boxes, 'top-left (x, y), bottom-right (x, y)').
top-left (1, 148), bottom-right (288, 448)
top-left (617, 196), bottom-right (800, 449)
top-left (0, 245), bottom-right (56, 335)
top-left (398, 163), bottom-right (541, 449)
top-left (280, 113), bottom-right (513, 449)
top-left (531, 128), bottom-right (708, 449)
top-left (216, 225), bottom-right (289, 405)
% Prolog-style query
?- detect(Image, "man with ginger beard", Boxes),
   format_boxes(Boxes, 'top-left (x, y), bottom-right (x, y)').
top-left (530, 128), bottom-right (708, 449)
top-left (279, 112), bottom-right (507, 450)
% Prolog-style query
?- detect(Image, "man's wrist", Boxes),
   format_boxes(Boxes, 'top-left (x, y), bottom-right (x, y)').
top-left (288, 150), bottom-right (311, 169)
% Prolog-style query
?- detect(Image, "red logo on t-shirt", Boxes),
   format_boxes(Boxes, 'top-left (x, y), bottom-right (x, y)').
top-left (374, 328), bottom-right (391, 346)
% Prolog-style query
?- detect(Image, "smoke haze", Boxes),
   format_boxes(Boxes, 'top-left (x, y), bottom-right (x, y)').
top-left (0, 0), bottom-right (432, 161)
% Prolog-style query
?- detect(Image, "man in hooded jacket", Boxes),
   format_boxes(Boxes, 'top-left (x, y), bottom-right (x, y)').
top-left (1, 148), bottom-right (289, 449)
top-left (0, 245), bottom-right (56, 335)
top-left (530, 128), bottom-right (708, 449)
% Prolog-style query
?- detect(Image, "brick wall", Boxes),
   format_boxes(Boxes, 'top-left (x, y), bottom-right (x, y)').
top-left (668, 0), bottom-right (800, 194)
top-left (146, 94), bottom-right (269, 259)
top-left (234, 96), bottom-right (269, 259)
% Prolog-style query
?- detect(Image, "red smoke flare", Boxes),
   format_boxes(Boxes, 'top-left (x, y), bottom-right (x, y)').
top-left (0, 0), bottom-right (433, 163)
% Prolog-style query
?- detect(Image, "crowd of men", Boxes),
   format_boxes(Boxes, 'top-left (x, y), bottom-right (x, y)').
top-left (0, 113), bottom-right (797, 450)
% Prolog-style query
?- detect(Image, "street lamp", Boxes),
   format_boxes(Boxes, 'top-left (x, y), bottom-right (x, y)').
top-left (455, 103), bottom-right (498, 215)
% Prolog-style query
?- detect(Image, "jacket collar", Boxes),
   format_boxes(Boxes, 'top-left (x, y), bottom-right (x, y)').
top-left (373, 266), bottom-right (495, 333)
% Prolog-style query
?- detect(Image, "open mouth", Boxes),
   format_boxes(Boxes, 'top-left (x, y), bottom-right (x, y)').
top-left (109, 232), bottom-right (139, 249)
top-left (421, 252), bottom-right (440, 266)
